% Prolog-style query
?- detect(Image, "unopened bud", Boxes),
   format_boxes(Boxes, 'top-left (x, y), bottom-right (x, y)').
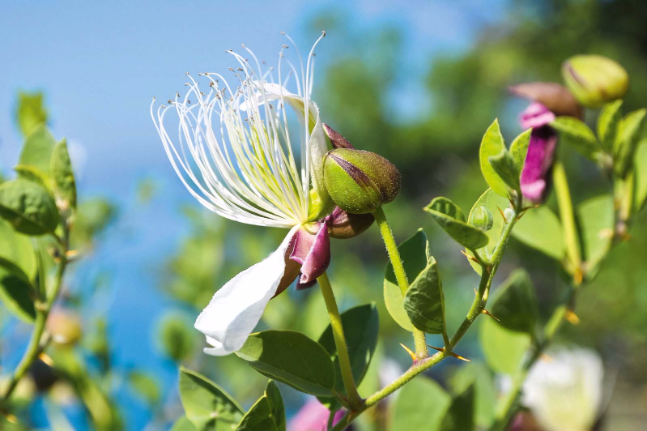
top-left (328, 206), bottom-right (375, 239)
top-left (323, 148), bottom-right (401, 214)
top-left (471, 206), bottom-right (493, 231)
top-left (562, 55), bottom-right (629, 108)
top-left (509, 82), bottom-right (583, 119)
top-left (323, 124), bottom-right (354, 149)
top-left (47, 310), bottom-right (82, 346)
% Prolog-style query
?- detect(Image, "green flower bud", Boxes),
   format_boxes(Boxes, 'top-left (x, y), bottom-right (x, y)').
top-left (562, 55), bottom-right (629, 108)
top-left (471, 206), bottom-right (493, 231)
top-left (323, 148), bottom-right (401, 214)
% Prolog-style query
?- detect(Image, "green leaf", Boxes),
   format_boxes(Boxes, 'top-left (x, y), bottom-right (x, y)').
top-left (479, 317), bottom-right (531, 376)
top-left (179, 367), bottom-right (244, 430)
top-left (551, 116), bottom-right (600, 160)
top-left (159, 313), bottom-right (195, 362)
top-left (403, 257), bottom-right (446, 334)
top-left (512, 206), bottom-right (566, 260)
top-left (597, 100), bottom-right (623, 151)
top-left (14, 164), bottom-right (51, 189)
top-left (317, 304), bottom-right (379, 407)
top-left (479, 119), bottom-right (509, 197)
top-left (577, 195), bottom-right (614, 275)
top-left (171, 417), bottom-right (198, 431)
top-left (510, 129), bottom-right (532, 172)
top-left (383, 229), bottom-right (429, 331)
top-left (425, 197), bottom-right (489, 249)
top-left (51, 139), bottom-right (77, 209)
top-left (0, 219), bottom-right (37, 279)
top-left (466, 189), bottom-right (511, 274)
top-left (614, 108), bottom-right (647, 179)
top-left (236, 381), bottom-right (285, 431)
top-left (441, 383), bottom-right (475, 431)
top-left (635, 140), bottom-right (647, 211)
top-left (128, 371), bottom-right (161, 406)
top-left (0, 257), bottom-right (36, 323)
top-left (0, 179), bottom-right (60, 236)
top-left (488, 149), bottom-right (520, 192)
top-left (449, 363), bottom-right (496, 428)
top-left (19, 125), bottom-right (56, 175)
top-left (16, 92), bottom-right (48, 137)
top-left (236, 331), bottom-right (336, 397)
top-left (390, 377), bottom-right (451, 430)
top-left (490, 270), bottom-right (538, 335)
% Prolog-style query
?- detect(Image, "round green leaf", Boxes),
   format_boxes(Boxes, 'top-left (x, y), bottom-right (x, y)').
top-left (479, 318), bottom-right (531, 376)
top-left (236, 331), bottom-right (336, 397)
top-left (179, 367), bottom-right (244, 430)
top-left (0, 219), bottom-right (37, 279)
top-left (404, 257), bottom-right (446, 334)
top-left (551, 116), bottom-right (600, 161)
top-left (425, 197), bottom-right (489, 249)
top-left (512, 206), bottom-right (566, 260)
top-left (19, 125), bottom-right (56, 175)
top-left (390, 377), bottom-right (451, 430)
top-left (236, 380), bottom-right (285, 431)
top-left (0, 257), bottom-right (36, 323)
top-left (479, 119), bottom-right (509, 197)
top-left (467, 189), bottom-right (511, 274)
top-left (0, 179), bottom-right (60, 235)
top-left (490, 270), bottom-right (538, 335)
top-left (577, 195), bottom-right (613, 275)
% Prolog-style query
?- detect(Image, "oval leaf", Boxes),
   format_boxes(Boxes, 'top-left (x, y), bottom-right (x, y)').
top-left (236, 331), bottom-right (335, 397)
top-left (317, 304), bottom-right (379, 407)
top-left (488, 150), bottom-right (520, 192)
top-left (466, 189), bottom-right (510, 274)
top-left (510, 128), bottom-right (532, 172)
top-left (441, 383), bottom-right (475, 431)
top-left (179, 367), bottom-right (244, 430)
top-left (390, 377), bottom-right (451, 430)
top-left (490, 270), bottom-right (538, 335)
top-left (236, 381), bottom-right (285, 431)
top-left (404, 257), bottom-right (446, 334)
top-left (614, 108), bottom-right (647, 179)
top-left (634, 141), bottom-right (647, 211)
top-left (597, 100), bottom-right (623, 151)
top-left (383, 229), bottom-right (429, 331)
top-left (0, 219), bottom-right (37, 279)
top-left (19, 125), bottom-right (56, 175)
top-left (577, 195), bottom-right (613, 275)
top-left (479, 318), bottom-right (531, 376)
top-left (0, 257), bottom-right (36, 323)
top-left (17, 92), bottom-right (48, 137)
top-left (425, 197), bottom-right (489, 249)
top-left (479, 119), bottom-right (509, 197)
top-left (0, 179), bottom-right (60, 235)
top-left (51, 138), bottom-right (77, 209)
top-left (551, 116), bottom-right (600, 160)
top-left (512, 206), bottom-right (566, 260)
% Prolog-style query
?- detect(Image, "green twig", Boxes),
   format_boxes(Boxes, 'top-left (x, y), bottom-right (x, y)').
top-left (552, 161), bottom-right (583, 282)
top-left (373, 207), bottom-right (428, 360)
top-left (317, 273), bottom-right (363, 411)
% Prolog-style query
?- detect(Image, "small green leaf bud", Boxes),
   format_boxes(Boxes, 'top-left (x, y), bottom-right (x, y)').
top-left (471, 206), bottom-right (493, 231)
top-left (323, 148), bottom-right (401, 214)
top-left (562, 55), bottom-right (629, 108)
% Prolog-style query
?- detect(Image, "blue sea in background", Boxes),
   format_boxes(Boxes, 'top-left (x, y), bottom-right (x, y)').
top-left (0, 1), bottom-right (507, 428)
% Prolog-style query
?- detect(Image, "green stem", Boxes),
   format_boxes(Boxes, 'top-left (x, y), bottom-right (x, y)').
top-left (552, 161), bottom-right (582, 281)
top-left (317, 272), bottom-right (363, 410)
top-left (373, 207), bottom-right (428, 360)
top-left (1, 241), bottom-right (68, 402)
top-left (332, 204), bottom-right (520, 431)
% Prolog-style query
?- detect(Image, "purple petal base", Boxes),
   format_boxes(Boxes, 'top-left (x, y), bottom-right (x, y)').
top-left (290, 222), bottom-right (331, 290)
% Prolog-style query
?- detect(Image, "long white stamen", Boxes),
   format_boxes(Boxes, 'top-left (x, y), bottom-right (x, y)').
top-left (152, 34), bottom-right (326, 228)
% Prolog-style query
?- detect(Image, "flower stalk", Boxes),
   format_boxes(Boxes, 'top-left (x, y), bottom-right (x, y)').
top-left (317, 272), bottom-right (363, 411)
top-left (373, 207), bottom-right (428, 360)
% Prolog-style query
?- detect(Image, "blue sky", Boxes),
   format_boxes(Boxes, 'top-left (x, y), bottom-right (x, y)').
top-left (0, 1), bottom-right (507, 428)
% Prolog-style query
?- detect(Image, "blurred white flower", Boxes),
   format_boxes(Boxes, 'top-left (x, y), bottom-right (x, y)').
top-left (151, 33), bottom-right (335, 356)
top-left (522, 347), bottom-right (604, 431)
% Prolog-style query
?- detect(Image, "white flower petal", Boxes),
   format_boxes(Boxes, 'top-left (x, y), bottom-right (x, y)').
top-left (195, 226), bottom-right (299, 356)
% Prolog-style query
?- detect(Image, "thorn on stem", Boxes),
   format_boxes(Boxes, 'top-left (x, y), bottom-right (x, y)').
top-left (460, 250), bottom-right (480, 263)
top-left (427, 345), bottom-right (471, 362)
top-left (482, 309), bottom-right (500, 321)
top-left (399, 343), bottom-right (417, 362)
top-left (565, 310), bottom-right (580, 325)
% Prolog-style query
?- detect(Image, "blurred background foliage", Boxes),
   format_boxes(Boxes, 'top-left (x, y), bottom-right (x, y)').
top-left (2, 0), bottom-right (647, 429)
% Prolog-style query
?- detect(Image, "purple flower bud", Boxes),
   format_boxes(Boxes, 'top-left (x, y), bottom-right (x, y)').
top-left (327, 206), bottom-right (374, 239)
top-left (509, 82), bottom-right (583, 119)
top-left (518, 103), bottom-right (558, 203)
top-left (323, 123), bottom-right (355, 149)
